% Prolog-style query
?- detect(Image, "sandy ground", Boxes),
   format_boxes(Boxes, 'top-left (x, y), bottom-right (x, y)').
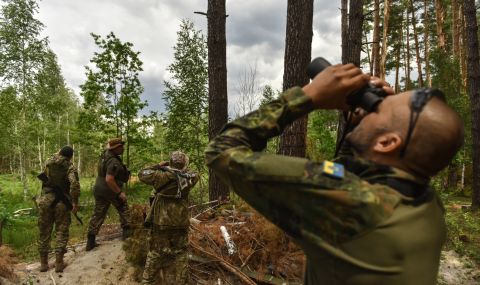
top-left (12, 238), bottom-right (139, 285)
top-left (3, 240), bottom-right (479, 285)
top-left (438, 250), bottom-right (480, 285)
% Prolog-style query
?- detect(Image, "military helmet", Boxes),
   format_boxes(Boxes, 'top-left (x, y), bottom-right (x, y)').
top-left (59, 145), bottom-right (74, 158)
top-left (170, 151), bottom-right (189, 170)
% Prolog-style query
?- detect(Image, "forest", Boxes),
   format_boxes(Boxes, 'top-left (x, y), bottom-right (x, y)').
top-left (0, 0), bottom-right (479, 284)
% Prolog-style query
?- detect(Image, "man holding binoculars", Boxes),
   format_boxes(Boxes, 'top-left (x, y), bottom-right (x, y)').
top-left (205, 63), bottom-right (464, 285)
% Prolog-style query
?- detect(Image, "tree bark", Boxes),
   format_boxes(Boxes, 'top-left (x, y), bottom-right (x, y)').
top-left (410, 0), bottom-right (423, 87)
top-left (207, 0), bottom-right (229, 201)
top-left (464, 0), bottom-right (480, 210)
top-left (424, 0), bottom-right (431, 87)
top-left (435, 0), bottom-right (446, 51)
top-left (379, 0), bottom-right (391, 80)
top-left (277, 0), bottom-right (314, 158)
top-left (341, 0), bottom-right (349, 65)
top-left (405, 9), bottom-right (411, 89)
top-left (372, 0), bottom-right (381, 77)
top-left (336, 0), bottom-right (364, 152)
top-left (452, 0), bottom-right (460, 58)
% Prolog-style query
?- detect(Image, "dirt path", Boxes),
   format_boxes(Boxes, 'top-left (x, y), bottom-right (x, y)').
top-left (13, 238), bottom-right (139, 285)
top-left (6, 240), bottom-right (480, 285)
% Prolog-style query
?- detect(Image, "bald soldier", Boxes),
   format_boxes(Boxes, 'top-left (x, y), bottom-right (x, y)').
top-left (205, 63), bottom-right (464, 285)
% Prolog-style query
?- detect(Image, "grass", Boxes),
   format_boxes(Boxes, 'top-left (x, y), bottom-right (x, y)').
top-left (0, 174), bottom-right (152, 261)
top-left (441, 193), bottom-right (480, 265)
top-left (2, 173), bottom-right (480, 269)
top-left (0, 173), bottom-right (210, 262)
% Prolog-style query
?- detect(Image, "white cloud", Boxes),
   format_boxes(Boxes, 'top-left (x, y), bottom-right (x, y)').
top-left (35, 0), bottom-right (341, 114)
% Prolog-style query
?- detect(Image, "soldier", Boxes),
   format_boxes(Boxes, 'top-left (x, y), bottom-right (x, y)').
top-left (86, 137), bottom-right (131, 251)
top-left (37, 146), bottom-right (80, 272)
top-left (205, 64), bottom-right (464, 285)
top-left (138, 151), bottom-right (199, 285)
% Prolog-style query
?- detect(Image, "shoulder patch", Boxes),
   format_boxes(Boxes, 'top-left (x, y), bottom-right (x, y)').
top-left (322, 160), bottom-right (345, 179)
top-left (141, 169), bottom-right (155, 176)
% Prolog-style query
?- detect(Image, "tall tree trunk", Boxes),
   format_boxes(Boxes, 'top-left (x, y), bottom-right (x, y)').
top-left (459, 0), bottom-right (468, 91)
top-left (372, 0), bottom-right (381, 77)
top-left (424, 0), bottom-right (431, 87)
top-left (452, 0), bottom-right (460, 58)
top-left (341, 0), bottom-right (349, 65)
top-left (410, 0), bottom-right (423, 87)
top-left (207, 0), bottom-right (229, 201)
top-left (405, 9), bottom-right (411, 89)
top-left (435, 0), bottom-right (446, 51)
top-left (464, 0), bottom-right (480, 210)
top-left (336, 0), bottom-right (364, 153)
top-left (278, 0), bottom-right (314, 158)
top-left (379, 0), bottom-right (391, 80)
top-left (345, 0), bottom-right (364, 67)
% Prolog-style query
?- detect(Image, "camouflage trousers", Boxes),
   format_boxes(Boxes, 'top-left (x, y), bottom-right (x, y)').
top-left (142, 227), bottom-right (189, 285)
top-left (37, 193), bottom-right (71, 255)
top-left (87, 194), bottom-right (130, 235)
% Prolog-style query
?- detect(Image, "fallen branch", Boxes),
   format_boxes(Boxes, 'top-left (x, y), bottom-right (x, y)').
top-left (189, 199), bottom-right (219, 209)
top-left (193, 201), bottom-right (227, 219)
top-left (49, 272), bottom-right (56, 285)
top-left (191, 243), bottom-right (256, 285)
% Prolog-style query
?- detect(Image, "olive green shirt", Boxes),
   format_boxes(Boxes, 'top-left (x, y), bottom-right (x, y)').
top-left (205, 87), bottom-right (446, 285)
top-left (94, 150), bottom-right (129, 198)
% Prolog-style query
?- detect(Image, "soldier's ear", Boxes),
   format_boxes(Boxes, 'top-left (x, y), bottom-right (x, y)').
top-left (372, 132), bottom-right (402, 154)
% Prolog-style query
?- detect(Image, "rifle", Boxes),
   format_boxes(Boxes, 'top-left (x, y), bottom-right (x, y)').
top-left (37, 172), bottom-right (83, 225)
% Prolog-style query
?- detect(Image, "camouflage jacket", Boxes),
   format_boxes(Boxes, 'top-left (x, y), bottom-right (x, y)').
top-left (139, 165), bottom-right (199, 230)
top-left (205, 87), bottom-right (446, 285)
top-left (41, 153), bottom-right (80, 205)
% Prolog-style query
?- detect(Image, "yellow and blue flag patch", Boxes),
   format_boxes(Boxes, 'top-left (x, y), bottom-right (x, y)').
top-left (322, 160), bottom-right (345, 179)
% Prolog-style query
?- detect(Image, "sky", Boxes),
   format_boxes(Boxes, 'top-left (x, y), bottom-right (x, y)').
top-left (36, 0), bottom-right (343, 114)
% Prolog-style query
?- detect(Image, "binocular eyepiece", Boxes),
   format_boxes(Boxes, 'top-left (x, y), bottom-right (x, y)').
top-left (307, 57), bottom-right (388, 112)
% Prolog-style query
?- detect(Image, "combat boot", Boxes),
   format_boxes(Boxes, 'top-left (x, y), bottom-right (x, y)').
top-left (39, 253), bottom-right (49, 272)
top-left (122, 226), bottom-right (131, 240)
top-left (55, 252), bottom-right (65, 273)
top-left (86, 234), bottom-right (97, 251)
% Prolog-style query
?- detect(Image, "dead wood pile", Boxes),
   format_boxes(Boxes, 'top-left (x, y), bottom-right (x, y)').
top-left (124, 203), bottom-right (305, 284)
top-left (0, 245), bottom-right (18, 282)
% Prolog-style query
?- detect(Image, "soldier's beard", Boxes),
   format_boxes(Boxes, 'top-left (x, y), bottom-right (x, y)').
top-left (347, 126), bottom-right (384, 158)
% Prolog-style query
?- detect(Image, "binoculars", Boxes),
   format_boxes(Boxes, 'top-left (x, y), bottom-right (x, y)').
top-left (307, 57), bottom-right (388, 112)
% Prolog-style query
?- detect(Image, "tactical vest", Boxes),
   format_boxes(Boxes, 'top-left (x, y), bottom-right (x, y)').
top-left (45, 157), bottom-right (70, 194)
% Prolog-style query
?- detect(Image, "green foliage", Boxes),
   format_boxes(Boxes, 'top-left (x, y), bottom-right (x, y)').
top-left (162, 19), bottom-right (208, 172)
top-left (79, 32), bottom-right (157, 168)
top-left (307, 110), bottom-right (338, 161)
top-left (443, 195), bottom-right (480, 264)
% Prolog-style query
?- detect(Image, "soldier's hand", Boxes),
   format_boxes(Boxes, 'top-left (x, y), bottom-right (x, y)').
top-left (370, 76), bottom-right (394, 95)
top-left (72, 203), bottom-right (78, 214)
top-left (118, 192), bottom-right (127, 203)
top-left (303, 64), bottom-right (370, 110)
top-left (349, 77), bottom-right (394, 124)
top-left (159, 161), bottom-right (169, 167)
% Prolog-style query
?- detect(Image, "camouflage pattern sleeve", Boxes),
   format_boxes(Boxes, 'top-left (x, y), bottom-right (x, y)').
top-left (205, 87), bottom-right (402, 246)
top-left (68, 165), bottom-right (80, 205)
top-left (138, 166), bottom-right (174, 190)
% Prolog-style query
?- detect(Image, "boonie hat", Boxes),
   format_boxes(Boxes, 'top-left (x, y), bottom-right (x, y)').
top-left (107, 137), bottom-right (125, 150)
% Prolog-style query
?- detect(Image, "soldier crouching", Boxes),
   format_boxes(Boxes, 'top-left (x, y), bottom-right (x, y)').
top-left (138, 151), bottom-right (199, 285)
